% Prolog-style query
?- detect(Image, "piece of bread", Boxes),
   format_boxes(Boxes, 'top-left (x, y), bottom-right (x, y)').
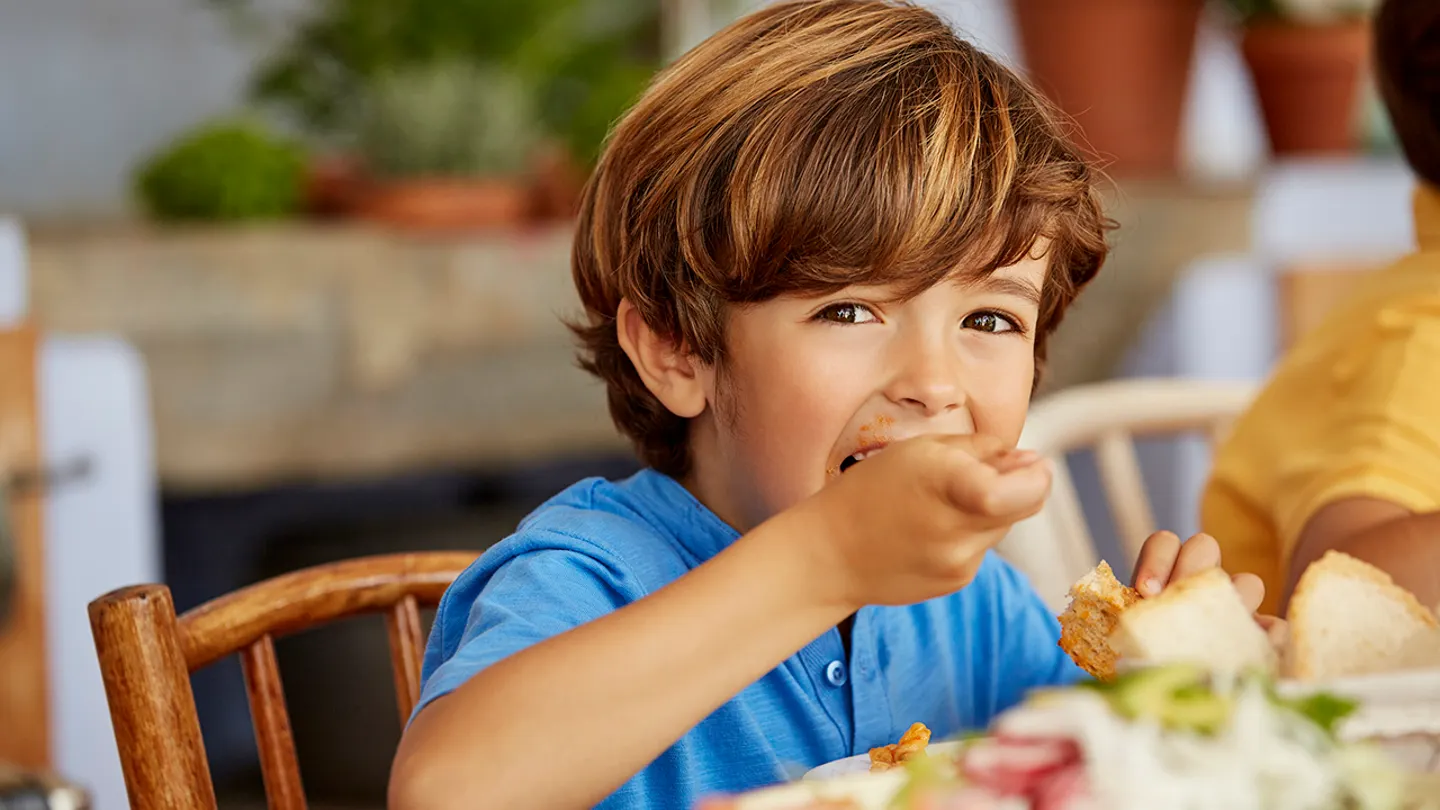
top-left (1394, 627), bottom-right (1440, 672)
top-left (1110, 567), bottom-right (1278, 676)
top-left (1288, 550), bottom-right (1439, 682)
top-left (1058, 561), bottom-right (1140, 679)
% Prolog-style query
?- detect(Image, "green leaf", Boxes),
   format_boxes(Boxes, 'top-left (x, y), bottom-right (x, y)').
top-left (1278, 692), bottom-right (1359, 736)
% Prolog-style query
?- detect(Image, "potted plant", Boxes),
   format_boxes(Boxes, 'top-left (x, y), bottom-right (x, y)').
top-left (134, 118), bottom-right (307, 222)
top-left (1011, 0), bottom-right (1205, 178)
top-left (350, 62), bottom-right (545, 232)
top-left (202, 0), bottom-right (660, 216)
top-left (1229, 0), bottom-right (1380, 155)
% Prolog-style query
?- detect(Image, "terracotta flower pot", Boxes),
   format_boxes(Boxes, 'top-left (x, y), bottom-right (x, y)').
top-left (354, 178), bottom-right (536, 232)
top-left (1241, 20), bottom-right (1371, 157)
top-left (1013, 0), bottom-right (1203, 178)
top-left (529, 144), bottom-right (587, 222)
top-left (304, 154), bottom-right (367, 218)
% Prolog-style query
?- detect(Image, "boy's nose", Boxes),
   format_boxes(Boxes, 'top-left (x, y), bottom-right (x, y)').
top-left (885, 341), bottom-right (966, 417)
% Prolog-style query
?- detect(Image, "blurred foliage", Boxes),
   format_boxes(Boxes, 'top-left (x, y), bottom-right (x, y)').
top-left (1218, 0), bottom-right (1283, 23)
top-left (1218, 0), bottom-right (1379, 24)
top-left (205, 0), bottom-right (660, 166)
top-left (356, 62), bottom-right (542, 179)
top-left (135, 119), bottom-right (307, 221)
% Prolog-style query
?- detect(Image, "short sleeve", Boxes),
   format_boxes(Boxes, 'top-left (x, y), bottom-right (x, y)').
top-left (413, 543), bottom-right (633, 721)
top-left (985, 556), bottom-right (1088, 713)
top-left (1273, 317), bottom-right (1440, 558)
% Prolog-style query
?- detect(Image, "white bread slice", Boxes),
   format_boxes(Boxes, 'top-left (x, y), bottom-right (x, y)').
top-left (1111, 567), bottom-right (1278, 675)
top-left (1394, 627), bottom-right (1440, 672)
top-left (1288, 551), bottom-right (1439, 681)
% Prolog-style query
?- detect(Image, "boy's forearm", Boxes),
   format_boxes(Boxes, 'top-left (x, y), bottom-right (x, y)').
top-left (390, 503), bottom-right (852, 810)
top-left (1285, 510), bottom-right (1440, 611)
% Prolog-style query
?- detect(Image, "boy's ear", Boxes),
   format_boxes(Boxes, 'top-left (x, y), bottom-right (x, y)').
top-left (615, 299), bottom-right (707, 419)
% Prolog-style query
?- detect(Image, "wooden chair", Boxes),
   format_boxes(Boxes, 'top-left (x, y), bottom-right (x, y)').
top-left (0, 324), bottom-right (48, 771)
top-left (88, 551), bottom-right (478, 810)
top-left (997, 378), bottom-right (1258, 611)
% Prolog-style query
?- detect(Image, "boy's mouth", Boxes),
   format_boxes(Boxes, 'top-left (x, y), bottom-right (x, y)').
top-left (839, 445), bottom-right (887, 473)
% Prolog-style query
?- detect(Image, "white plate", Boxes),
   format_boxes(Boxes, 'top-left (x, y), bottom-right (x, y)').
top-left (803, 740), bottom-right (967, 781)
top-left (710, 770), bottom-right (908, 810)
top-left (1279, 667), bottom-right (1440, 773)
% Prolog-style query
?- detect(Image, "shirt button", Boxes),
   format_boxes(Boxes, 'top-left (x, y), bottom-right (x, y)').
top-left (825, 660), bottom-right (848, 687)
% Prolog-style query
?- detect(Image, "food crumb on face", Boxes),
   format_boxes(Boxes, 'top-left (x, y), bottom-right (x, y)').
top-left (858, 415), bottom-right (895, 442)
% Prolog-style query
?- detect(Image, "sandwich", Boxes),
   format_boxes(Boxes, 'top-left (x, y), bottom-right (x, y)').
top-left (1058, 550), bottom-right (1440, 683)
top-left (1058, 560), bottom-right (1276, 679)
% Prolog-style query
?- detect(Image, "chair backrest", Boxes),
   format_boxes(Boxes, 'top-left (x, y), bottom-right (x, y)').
top-left (87, 551), bottom-right (478, 810)
top-left (996, 379), bottom-right (1257, 612)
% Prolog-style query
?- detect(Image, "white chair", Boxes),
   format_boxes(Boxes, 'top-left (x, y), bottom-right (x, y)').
top-left (997, 378), bottom-right (1258, 612)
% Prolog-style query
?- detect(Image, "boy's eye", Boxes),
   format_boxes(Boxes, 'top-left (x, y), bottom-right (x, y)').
top-left (815, 303), bottom-right (878, 324)
top-left (962, 311), bottom-right (1019, 334)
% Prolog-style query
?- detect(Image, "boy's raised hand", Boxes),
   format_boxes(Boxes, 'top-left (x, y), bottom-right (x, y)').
top-left (1131, 531), bottom-right (1288, 649)
top-left (805, 433), bottom-right (1052, 610)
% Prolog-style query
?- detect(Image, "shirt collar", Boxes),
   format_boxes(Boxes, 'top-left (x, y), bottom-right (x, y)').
top-left (623, 469), bottom-right (742, 564)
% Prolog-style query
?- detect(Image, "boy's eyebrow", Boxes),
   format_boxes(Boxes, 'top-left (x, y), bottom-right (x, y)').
top-left (961, 275), bottom-right (1043, 306)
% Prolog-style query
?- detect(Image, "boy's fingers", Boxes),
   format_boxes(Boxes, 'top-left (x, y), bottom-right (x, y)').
top-left (1132, 531), bottom-right (1180, 596)
top-left (933, 433), bottom-right (1010, 463)
top-left (942, 453), bottom-right (999, 514)
top-left (982, 460), bottom-right (1052, 518)
top-left (1232, 572), bottom-right (1266, 614)
top-left (990, 448), bottom-right (1042, 474)
top-left (1257, 614), bottom-right (1288, 650)
top-left (943, 455), bottom-right (1050, 520)
top-left (1171, 533), bottom-right (1222, 583)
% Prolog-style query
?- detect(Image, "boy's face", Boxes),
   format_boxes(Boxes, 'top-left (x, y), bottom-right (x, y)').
top-left (684, 252), bottom-right (1049, 532)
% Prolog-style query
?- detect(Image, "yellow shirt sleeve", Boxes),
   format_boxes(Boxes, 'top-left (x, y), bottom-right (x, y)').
top-left (1272, 315), bottom-right (1440, 560)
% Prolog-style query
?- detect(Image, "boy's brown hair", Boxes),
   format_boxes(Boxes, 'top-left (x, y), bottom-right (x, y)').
top-left (1376, 0), bottom-right (1440, 187)
top-left (571, 0), bottom-right (1110, 477)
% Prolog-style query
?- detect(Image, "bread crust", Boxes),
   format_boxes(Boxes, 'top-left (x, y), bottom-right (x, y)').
top-left (1057, 561), bottom-right (1140, 679)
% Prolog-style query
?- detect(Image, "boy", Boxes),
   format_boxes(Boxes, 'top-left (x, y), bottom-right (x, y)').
top-left (391, 2), bottom-right (1273, 808)
top-left (1202, 0), bottom-right (1440, 615)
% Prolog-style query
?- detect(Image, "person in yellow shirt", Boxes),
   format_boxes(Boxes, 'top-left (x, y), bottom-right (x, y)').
top-left (1202, 0), bottom-right (1440, 616)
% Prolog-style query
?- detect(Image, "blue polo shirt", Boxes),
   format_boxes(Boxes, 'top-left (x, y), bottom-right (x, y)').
top-left (414, 469), bottom-right (1085, 809)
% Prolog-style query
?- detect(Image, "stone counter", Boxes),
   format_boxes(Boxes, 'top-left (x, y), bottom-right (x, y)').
top-left (29, 223), bottom-right (625, 492)
top-left (26, 181), bottom-right (1252, 492)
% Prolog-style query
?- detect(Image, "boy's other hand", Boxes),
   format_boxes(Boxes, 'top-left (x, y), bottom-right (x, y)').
top-left (804, 433), bottom-right (1052, 610)
top-left (1131, 531), bottom-right (1288, 651)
